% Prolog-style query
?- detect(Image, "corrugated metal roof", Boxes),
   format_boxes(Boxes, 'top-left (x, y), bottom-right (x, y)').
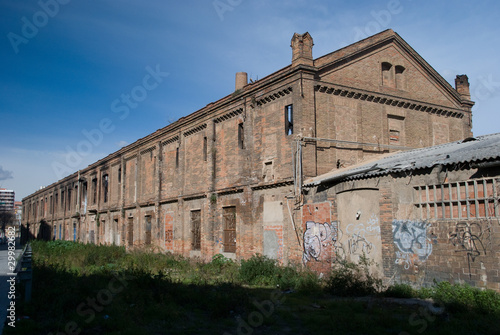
top-left (304, 133), bottom-right (500, 187)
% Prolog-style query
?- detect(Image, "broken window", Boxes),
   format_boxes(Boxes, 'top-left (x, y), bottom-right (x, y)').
top-left (238, 123), bottom-right (245, 149)
top-left (191, 210), bottom-right (201, 250)
top-left (285, 105), bottom-right (293, 135)
top-left (223, 206), bottom-right (236, 253)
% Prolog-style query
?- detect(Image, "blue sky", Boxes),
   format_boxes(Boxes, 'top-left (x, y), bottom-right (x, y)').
top-left (1, 0), bottom-right (499, 200)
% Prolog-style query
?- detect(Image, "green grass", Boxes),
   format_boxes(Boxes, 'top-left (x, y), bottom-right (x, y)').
top-left (6, 241), bottom-right (500, 335)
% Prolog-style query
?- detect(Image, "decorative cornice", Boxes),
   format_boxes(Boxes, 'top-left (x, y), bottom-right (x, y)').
top-left (251, 180), bottom-right (293, 190)
top-left (184, 124), bottom-right (207, 137)
top-left (161, 136), bottom-right (179, 146)
top-left (255, 87), bottom-right (293, 106)
top-left (315, 84), bottom-right (464, 119)
top-left (140, 146), bottom-right (156, 155)
top-left (216, 188), bottom-right (244, 196)
top-left (214, 108), bottom-right (243, 124)
top-left (183, 193), bottom-right (207, 201)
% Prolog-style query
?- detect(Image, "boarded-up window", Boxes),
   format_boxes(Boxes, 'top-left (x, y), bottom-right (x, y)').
top-left (191, 210), bottom-right (201, 250)
top-left (223, 207), bottom-right (236, 253)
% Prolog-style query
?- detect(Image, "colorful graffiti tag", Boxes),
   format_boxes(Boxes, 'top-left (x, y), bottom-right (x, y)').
top-left (392, 220), bottom-right (433, 269)
top-left (302, 221), bottom-right (337, 264)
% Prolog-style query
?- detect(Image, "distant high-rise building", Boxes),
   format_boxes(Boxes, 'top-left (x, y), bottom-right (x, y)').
top-left (0, 189), bottom-right (15, 212)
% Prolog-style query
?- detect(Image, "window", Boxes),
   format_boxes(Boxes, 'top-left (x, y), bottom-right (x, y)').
top-left (191, 210), bottom-right (201, 250)
top-left (127, 217), bottom-right (134, 246)
top-left (381, 62), bottom-right (394, 87)
top-left (67, 190), bottom-right (71, 210)
top-left (389, 129), bottom-right (400, 143)
top-left (102, 174), bottom-right (109, 203)
top-left (285, 105), bottom-right (293, 135)
top-left (145, 216), bottom-right (152, 245)
top-left (415, 178), bottom-right (498, 219)
top-left (223, 207), bottom-right (236, 253)
top-left (92, 178), bottom-right (97, 204)
top-left (61, 190), bottom-right (65, 210)
top-left (395, 65), bottom-right (405, 89)
top-left (203, 136), bottom-right (208, 161)
top-left (118, 167), bottom-right (122, 184)
top-left (238, 123), bottom-right (245, 149)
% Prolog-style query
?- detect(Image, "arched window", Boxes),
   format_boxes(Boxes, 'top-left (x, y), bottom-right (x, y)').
top-left (395, 65), bottom-right (406, 89)
top-left (381, 62), bottom-right (394, 87)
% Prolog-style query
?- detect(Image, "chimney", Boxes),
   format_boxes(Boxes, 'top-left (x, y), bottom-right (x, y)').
top-left (291, 32), bottom-right (314, 67)
top-left (455, 74), bottom-right (471, 100)
top-left (235, 72), bottom-right (247, 91)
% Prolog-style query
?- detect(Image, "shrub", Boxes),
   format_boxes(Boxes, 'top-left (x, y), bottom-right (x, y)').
top-left (432, 281), bottom-right (500, 314)
top-left (383, 283), bottom-right (415, 299)
top-left (326, 254), bottom-right (382, 297)
top-left (239, 254), bottom-right (278, 285)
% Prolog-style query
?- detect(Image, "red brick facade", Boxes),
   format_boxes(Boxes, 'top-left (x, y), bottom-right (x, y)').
top-left (23, 30), bottom-right (475, 268)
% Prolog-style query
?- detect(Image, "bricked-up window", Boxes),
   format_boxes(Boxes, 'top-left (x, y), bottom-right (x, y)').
top-left (285, 105), bottom-right (293, 135)
top-left (92, 178), bottom-right (97, 204)
top-left (395, 65), bottom-right (405, 89)
top-left (223, 206), bottom-right (236, 253)
top-left (203, 136), bottom-right (208, 161)
top-left (191, 210), bottom-right (201, 250)
top-left (238, 123), bottom-right (245, 149)
top-left (381, 62), bottom-right (394, 87)
top-left (414, 178), bottom-right (499, 220)
top-left (102, 174), bottom-right (109, 203)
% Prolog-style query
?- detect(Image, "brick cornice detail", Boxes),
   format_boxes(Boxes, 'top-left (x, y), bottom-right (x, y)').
top-left (255, 87), bottom-right (293, 106)
top-left (315, 84), bottom-right (465, 119)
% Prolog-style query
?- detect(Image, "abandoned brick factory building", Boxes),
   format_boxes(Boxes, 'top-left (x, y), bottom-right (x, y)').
top-left (24, 29), bottom-right (499, 290)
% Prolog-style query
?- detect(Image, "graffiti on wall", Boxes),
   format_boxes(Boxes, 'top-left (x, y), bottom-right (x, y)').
top-left (302, 221), bottom-right (337, 264)
top-left (345, 214), bottom-right (379, 256)
top-left (449, 222), bottom-right (487, 279)
top-left (392, 220), bottom-right (433, 270)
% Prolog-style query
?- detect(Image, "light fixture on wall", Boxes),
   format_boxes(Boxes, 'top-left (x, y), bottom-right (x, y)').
top-left (356, 211), bottom-right (361, 220)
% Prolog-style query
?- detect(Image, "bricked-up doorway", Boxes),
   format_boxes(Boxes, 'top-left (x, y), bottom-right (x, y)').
top-left (191, 210), bottom-right (201, 250)
top-left (127, 217), bottom-right (134, 247)
top-left (223, 207), bottom-right (236, 253)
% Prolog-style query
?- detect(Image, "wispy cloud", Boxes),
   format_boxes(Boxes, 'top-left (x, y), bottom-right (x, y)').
top-left (0, 166), bottom-right (13, 181)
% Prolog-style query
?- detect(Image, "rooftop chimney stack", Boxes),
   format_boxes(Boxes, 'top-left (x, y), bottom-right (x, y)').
top-left (291, 32), bottom-right (314, 67)
top-left (455, 74), bottom-right (471, 101)
top-left (235, 72), bottom-right (248, 91)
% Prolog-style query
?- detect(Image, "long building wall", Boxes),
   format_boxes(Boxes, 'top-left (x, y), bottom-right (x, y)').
top-left (22, 30), bottom-right (474, 264)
